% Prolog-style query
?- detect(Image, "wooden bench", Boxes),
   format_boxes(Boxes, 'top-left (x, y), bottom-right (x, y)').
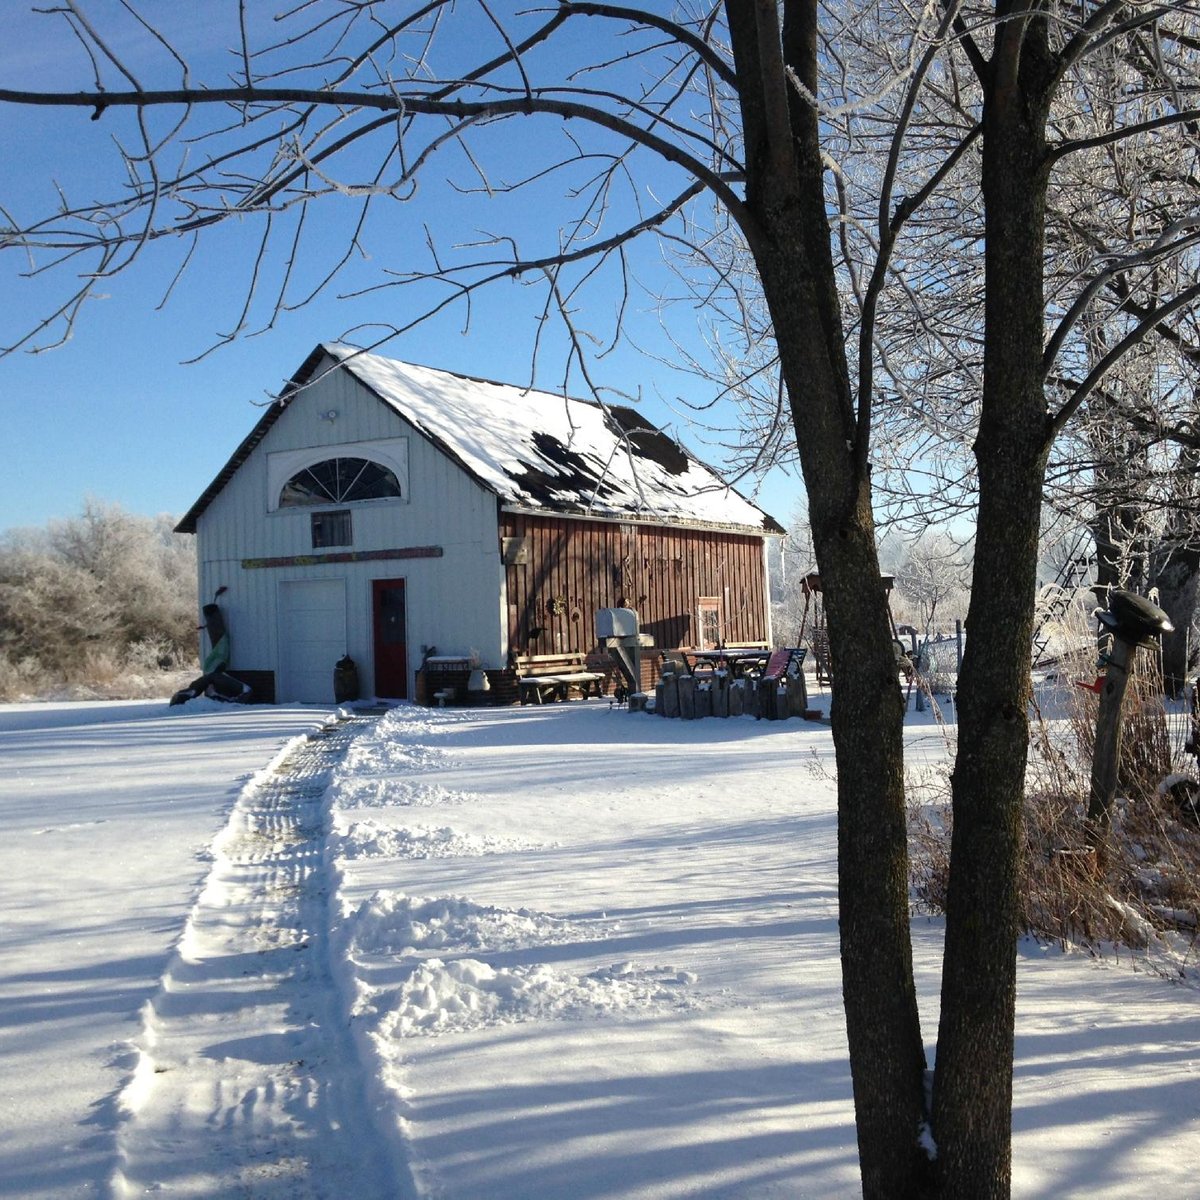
top-left (515, 652), bottom-right (606, 704)
top-left (759, 646), bottom-right (807, 682)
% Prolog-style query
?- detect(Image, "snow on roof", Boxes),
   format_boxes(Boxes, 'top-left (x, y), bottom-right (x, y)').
top-left (176, 343), bottom-right (782, 535)
top-left (322, 344), bottom-right (781, 534)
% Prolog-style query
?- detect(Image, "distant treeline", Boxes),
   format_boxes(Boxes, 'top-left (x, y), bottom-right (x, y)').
top-left (0, 500), bottom-right (196, 699)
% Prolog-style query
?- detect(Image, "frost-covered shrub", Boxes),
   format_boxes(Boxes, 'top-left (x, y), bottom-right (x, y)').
top-left (0, 501), bottom-right (196, 698)
top-left (0, 650), bottom-right (49, 701)
top-left (908, 631), bottom-right (1200, 977)
top-left (124, 636), bottom-right (189, 673)
top-left (910, 774), bottom-right (1200, 976)
top-left (0, 550), bottom-right (112, 673)
top-left (48, 502), bottom-right (196, 655)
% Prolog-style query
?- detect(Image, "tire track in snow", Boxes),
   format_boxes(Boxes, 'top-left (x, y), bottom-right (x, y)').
top-left (110, 713), bottom-right (413, 1200)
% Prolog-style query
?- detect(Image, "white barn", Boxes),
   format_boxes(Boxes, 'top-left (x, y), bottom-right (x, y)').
top-left (176, 343), bottom-right (781, 703)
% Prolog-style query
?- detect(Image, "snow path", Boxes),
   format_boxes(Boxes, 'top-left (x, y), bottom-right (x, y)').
top-left (0, 699), bottom-right (339, 1200)
top-left (328, 704), bottom-right (1200, 1200)
top-left (111, 713), bottom-right (411, 1199)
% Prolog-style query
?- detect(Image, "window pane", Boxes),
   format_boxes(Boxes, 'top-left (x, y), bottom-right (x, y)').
top-left (698, 599), bottom-right (721, 650)
top-left (311, 509), bottom-right (352, 548)
top-left (281, 467), bottom-right (336, 506)
top-left (281, 457), bottom-right (402, 507)
top-left (378, 587), bottom-right (405, 644)
top-left (346, 460), bottom-right (402, 501)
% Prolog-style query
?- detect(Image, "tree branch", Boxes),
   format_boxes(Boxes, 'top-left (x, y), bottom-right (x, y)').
top-left (854, 0), bottom-right (978, 462)
top-left (1048, 106), bottom-right (1200, 162)
top-left (1049, 281), bottom-right (1200, 438)
top-left (1042, 218), bottom-right (1200, 375)
top-left (561, 3), bottom-right (738, 88)
top-left (0, 84), bottom-right (748, 221)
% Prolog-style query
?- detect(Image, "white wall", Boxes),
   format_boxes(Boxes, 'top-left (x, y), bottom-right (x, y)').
top-left (193, 354), bottom-right (505, 700)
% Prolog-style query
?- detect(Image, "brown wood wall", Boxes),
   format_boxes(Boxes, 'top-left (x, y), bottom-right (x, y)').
top-left (500, 512), bottom-right (771, 670)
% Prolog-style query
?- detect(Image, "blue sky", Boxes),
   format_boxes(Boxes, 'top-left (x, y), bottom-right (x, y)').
top-left (0, 6), bottom-right (802, 535)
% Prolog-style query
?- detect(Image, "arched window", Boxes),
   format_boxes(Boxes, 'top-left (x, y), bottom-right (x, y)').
top-left (279, 457), bottom-right (402, 507)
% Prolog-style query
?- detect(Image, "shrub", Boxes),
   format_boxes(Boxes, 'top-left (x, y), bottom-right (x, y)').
top-left (0, 501), bottom-right (197, 699)
top-left (909, 620), bottom-right (1200, 978)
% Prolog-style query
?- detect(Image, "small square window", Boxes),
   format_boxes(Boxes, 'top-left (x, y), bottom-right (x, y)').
top-left (312, 509), bottom-right (352, 549)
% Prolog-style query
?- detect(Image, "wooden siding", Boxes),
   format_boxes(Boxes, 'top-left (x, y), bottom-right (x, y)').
top-left (500, 512), bottom-right (770, 667)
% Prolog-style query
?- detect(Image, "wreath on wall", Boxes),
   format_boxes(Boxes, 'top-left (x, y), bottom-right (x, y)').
top-left (548, 595), bottom-right (567, 617)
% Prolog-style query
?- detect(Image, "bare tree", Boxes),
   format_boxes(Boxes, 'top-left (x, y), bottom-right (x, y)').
top-left (770, 501), bottom-right (816, 641)
top-left (895, 535), bottom-right (969, 637)
top-left (3, 4), bottom-right (1200, 1197)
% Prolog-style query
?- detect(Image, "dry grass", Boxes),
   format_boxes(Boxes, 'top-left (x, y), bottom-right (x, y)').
top-left (0, 646), bottom-right (194, 703)
top-left (909, 622), bottom-right (1200, 978)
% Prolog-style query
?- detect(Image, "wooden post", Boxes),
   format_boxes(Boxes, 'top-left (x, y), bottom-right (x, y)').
top-left (661, 672), bottom-right (680, 718)
top-left (713, 673), bottom-right (729, 717)
top-left (678, 673), bottom-right (696, 719)
top-left (729, 679), bottom-right (745, 716)
top-left (1087, 635), bottom-right (1135, 841)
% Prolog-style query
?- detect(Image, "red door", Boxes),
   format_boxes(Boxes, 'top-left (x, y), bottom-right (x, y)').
top-left (372, 578), bottom-right (408, 698)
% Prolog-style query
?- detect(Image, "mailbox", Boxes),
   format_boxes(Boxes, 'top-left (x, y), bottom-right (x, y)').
top-left (596, 607), bottom-right (639, 639)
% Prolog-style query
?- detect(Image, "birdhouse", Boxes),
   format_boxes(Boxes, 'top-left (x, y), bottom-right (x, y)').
top-left (1095, 589), bottom-right (1173, 646)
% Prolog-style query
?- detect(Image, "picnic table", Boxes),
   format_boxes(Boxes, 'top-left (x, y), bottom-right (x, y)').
top-left (680, 648), bottom-right (771, 677)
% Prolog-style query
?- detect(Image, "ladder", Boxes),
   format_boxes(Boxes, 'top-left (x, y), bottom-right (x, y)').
top-left (1032, 528), bottom-right (1095, 666)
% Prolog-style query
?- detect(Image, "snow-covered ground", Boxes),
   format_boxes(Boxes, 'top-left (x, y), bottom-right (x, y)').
top-left (1, 696), bottom-right (1197, 1198)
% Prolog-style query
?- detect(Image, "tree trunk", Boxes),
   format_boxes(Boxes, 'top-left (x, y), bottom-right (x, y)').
top-left (724, 5), bottom-right (929, 1194)
top-left (931, 19), bottom-right (1053, 1196)
top-left (1088, 418), bottom-right (1152, 592)
top-left (768, 261), bottom-right (929, 1199)
top-left (1152, 543), bottom-right (1200, 696)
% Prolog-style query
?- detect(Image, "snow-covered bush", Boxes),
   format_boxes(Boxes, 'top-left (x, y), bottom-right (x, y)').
top-left (0, 501), bottom-right (196, 699)
top-left (0, 650), bottom-right (48, 702)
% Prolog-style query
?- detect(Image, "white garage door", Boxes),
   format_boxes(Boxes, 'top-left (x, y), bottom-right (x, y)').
top-left (278, 579), bottom-right (347, 703)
